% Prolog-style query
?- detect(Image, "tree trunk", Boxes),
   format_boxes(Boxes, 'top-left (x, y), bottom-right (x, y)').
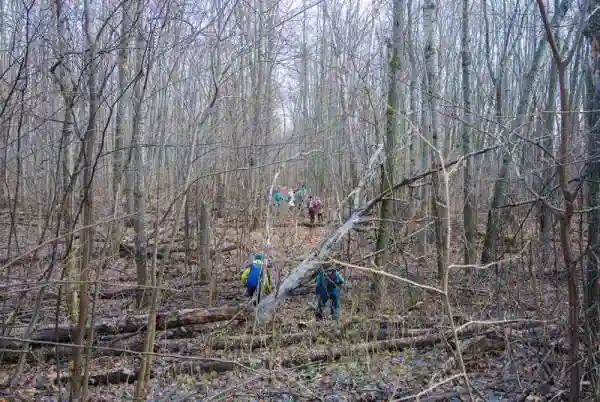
top-left (535, 2), bottom-right (580, 399)
top-left (51, 0), bottom-right (79, 325)
top-left (372, 0), bottom-right (402, 308)
top-left (71, 0), bottom-right (97, 398)
top-left (112, 2), bottom-right (132, 255)
top-left (132, 2), bottom-right (149, 308)
top-left (584, 1), bottom-right (600, 393)
top-left (461, 0), bottom-right (475, 265)
top-left (423, 0), bottom-right (447, 279)
top-left (196, 196), bottom-right (212, 282)
top-left (248, 0), bottom-right (265, 231)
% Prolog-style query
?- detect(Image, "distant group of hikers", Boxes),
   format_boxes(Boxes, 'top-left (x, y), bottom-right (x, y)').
top-left (240, 253), bottom-right (344, 321)
top-left (268, 183), bottom-right (324, 224)
top-left (242, 182), bottom-right (336, 320)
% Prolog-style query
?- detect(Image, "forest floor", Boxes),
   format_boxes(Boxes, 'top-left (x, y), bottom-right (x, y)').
top-left (0, 207), bottom-right (579, 401)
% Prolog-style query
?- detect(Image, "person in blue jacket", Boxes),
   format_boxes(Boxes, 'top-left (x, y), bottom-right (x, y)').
top-left (241, 253), bottom-right (271, 303)
top-left (315, 265), bottom-right (344, 321)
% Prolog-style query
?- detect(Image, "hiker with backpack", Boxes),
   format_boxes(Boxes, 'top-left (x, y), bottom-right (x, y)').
top-left (294, 183), bottom-right (307, 210)
top-left (241, 253), bottom-right (272, 304)
top-left (315, 265), bottom-right (345, 321)
top-left (307, 195), bottom-right (324, 224)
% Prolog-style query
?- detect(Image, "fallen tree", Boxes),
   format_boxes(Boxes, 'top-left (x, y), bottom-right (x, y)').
top-left (119, 243), bottom-right (238, 259)
top-left (0, 304), bottom-right (250, 352)
top-left (158, 321), bottom-right (536, 379)
top-left (188, 327), bottom-right (434, 352)
top-left (0, 317), bottom-right (436, 364)
top-left (21, 321), bottom-right (551, 387)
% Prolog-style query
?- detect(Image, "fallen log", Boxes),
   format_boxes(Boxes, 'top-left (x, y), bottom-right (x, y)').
top-left (206, 327), bottom-right (434, 351)
top-left (4, 319), bottom-right (438, 364)
top-left (99, 286), bottom-right (180, 299)
top-left (279, 321), bottom-right (550, 368)
top-left (119, 243), bottom-right (238, 260)
top-left (278, 331), bottom-right (464, 367)
top-left (32, 321), bottom-right (547, 386)
top-left (156, 329), bottom-right (479, 378)
top-left (2, 304), bottom-right (250, 352)
top-left (300, 222), bottom-right (326, 228)
top-left (45, 368), bottom-right (141, 388)
top-left (0, 321), bottom-right (226, 363)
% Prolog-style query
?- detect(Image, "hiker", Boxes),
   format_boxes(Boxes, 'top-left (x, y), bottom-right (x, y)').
top-left (273, 188), bottom-right (284, 204)
top-left (294, 183), bottom-right (307, 210)
top-left (307, 195), bottom-right (324, 224)
top-left (241, 253), bottom-right (272, 304)
top-left (288, 189), bottom-right (295, 208)
top-left (272, 188), bottom-right (284, 214)
top-left (315, 265), bottom-right (345, 321)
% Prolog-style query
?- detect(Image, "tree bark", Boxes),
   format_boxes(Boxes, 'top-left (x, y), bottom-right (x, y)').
top-left (132, 2), bottom-right (149, 308)
top-left (461, 0), bottom-right (475, 265)
top-left (111, 1), bottom-right (132, 255)
top-left (423, 0), bottom-right (447, 279)
top-left (372, 0), bottom-right (402, 308)
top-left (584, 0), bottom-right (600, 393)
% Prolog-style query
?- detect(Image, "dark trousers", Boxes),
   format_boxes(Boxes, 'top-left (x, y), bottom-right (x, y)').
top-left (247, 286), bottom-right (260, 305)
top-left (316, 293), bottom-right (340, 321)
top-left (310, 212), bottom-right (323, 224)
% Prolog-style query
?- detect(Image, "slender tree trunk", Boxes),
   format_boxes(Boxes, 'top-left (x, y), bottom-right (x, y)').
top-left (197, 196), bottom-right (212, 282)
top-left (535, 2), bottom-right (579, 400)
top-left (51, 0), bottom-right (79, 325)
top-left (71, 0), bottom-right (97, 398)
top-left (423, 0), bottom-right (447, 279)
top-left (461, 0), bottom-right (475, 265)
top-left (112, 1), bottom-right (132, 254)
top-left (132, 1), bottom-right (149, 308)
top-left (372, 0), bottom-right (402, 307)
top-left (584, 2), bottom-right (600, 393)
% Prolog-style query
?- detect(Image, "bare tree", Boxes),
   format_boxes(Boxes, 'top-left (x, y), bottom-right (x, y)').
top-left (423, 0), bottom-right (447, 279)
top-left (584, 0), bottom-right (600, 390)
top-left (131, 0), bottom-right (150, 308)
top-left (461, 0), bottom-right (475, 264)
top-left (111, 1), bottom-right (133, 255)
top-left (71, 0), bottom-right (99, 398)
top-left (371, 0), bottom-right (402, 308)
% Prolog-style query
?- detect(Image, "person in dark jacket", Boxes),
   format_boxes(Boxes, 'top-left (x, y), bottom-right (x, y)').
top-left (315, 266), bottom-right (344, 321)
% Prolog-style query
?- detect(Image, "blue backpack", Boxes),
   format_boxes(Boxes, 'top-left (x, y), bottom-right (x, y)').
top-left (246, 262), bottom-right (262, 288)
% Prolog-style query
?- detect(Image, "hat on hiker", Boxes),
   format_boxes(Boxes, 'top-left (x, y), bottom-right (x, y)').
top-left (254, 253), bottom-right (264, 260)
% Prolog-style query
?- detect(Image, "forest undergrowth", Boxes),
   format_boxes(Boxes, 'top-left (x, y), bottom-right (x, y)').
top-left (0, 207), bottom-right (576, 401)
